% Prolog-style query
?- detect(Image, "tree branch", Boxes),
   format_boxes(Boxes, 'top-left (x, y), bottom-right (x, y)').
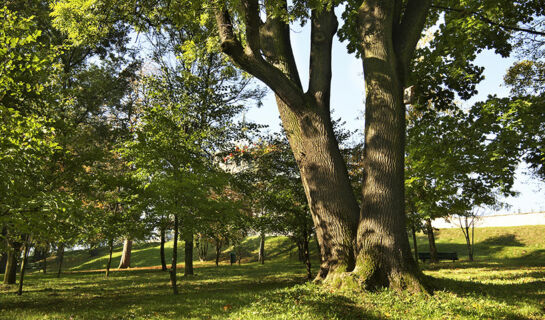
top-left (214, 6), bottom-right (306, 111)
top-left (395, 0), bottom-right (431, 84)
top-left (241, 0), bottom-right (263, 56)
top-left (307, 7), bottom-right (338, 108)
top-left (431, 4), bottom-right (545, 37)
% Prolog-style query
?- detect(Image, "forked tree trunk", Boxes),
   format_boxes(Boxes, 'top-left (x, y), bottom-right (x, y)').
top-left (184, 231), bottom-right (194, 276)
top-left (106, 239), bottom-right (114, 277)
top-left (352, 1), bottom-right (428, 292)
top-left (160, 227), bottom-right (167, 271)
top-left (258, 232), bottom-right (265, 265)
top-left (169, 215), bottom-right (179, 294)
top-left (214, 0), bottom-right (429, 292)
top-left (17, 239), bottom-right (30, 296)
top-left (118, 239), bottom-right (132, 269)
top-left (3, 243), bottom-right (20, 284)
top-left (56, 244), bottom-right (64, 278)
top-left (425, 219), bottom-right (439, 263)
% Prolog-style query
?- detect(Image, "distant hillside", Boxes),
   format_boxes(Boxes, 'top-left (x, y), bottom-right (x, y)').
top-left (34, 225), bottom-right (545, 273)
top-left (414, 225), bottom-right (545, 265)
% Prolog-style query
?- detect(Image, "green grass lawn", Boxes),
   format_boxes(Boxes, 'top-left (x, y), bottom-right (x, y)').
top-left (1, 226), bottom-right (545, 319)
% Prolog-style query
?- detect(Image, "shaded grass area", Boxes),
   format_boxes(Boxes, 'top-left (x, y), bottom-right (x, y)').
top-left (1, 226), bottom-right (544, 319)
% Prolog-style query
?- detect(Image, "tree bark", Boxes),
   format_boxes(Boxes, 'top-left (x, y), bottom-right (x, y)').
top-left (425, 219), bottom-right (439, 263)
top-left (353, 0), bottom-right (429, 292)
top-left (56, 244), bottom-right (64, 278)
top-left (258, 232), bottom-right (265, 265)
top-left (3, 243), bottom-right (20, 284)
top-left (160, 227), bottom-right (167, 271)
top-left (17, 239), bottom-right (30, 296)
top-left (118, 238), bottom-right (132, 269)
top-left (184, 231), bottom-right (194, 276)
top-left (169, 215), bottom-right (179, 294)
top-left (106, 239), bottom-right (114, 277)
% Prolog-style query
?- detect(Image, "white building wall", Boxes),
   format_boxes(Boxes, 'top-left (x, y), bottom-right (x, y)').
top-left (432, 212), bottom-right (545, 229)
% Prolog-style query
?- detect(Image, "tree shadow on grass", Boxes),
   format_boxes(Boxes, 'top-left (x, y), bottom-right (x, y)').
top-left (0, 262), bottom-right (383, 320)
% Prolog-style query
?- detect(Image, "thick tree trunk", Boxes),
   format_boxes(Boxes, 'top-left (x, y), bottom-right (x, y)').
top-left (263, 8), bottom-right (359, 279)
top-left (3, 244), bottom-right (20, 284)
top-left (17, 240), bottom-right (30, 296)
top-left (169, 215), bottom-right (179, 294)
top-left (118, 239), bottom-right (132, 269)
top-left (258, 232), bottom-right (265, 265)
top-left (352, 1), bottom-right (427, 292)
top-left (277, 99), bottom-right (360, 279)
top-left (56, 244), bottom-right (64, 278)
top-left (184, 231), bottom-right (194, 276)
top-left (106, 239), bottom-right (114, 277)
top-left (214, 0), bottom-right (429, 292)
top-left (412, 226), bottom-right (419, 265)
top-left (425, 219), bottom-right (439, 263)
top-left (160, 227), bottom-right (167, 271)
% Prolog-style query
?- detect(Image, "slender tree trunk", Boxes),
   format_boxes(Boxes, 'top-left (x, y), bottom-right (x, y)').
top-left (258, 232), bottom-right (265, 265)
top-left (352, 1), bottom-right (428, 292)
top-left (411, 226), bottom-right (419, 265)
top-left (160, 227), bottom-right (167, 271)
top-left (169, 215), bottom-right (179, 294)
top-left (56, 244), bottom-right (64, 278)
top-left (214, 239), bottom-right (221, 266)
top-left (106, 239), bottom-right (114, 277)
top-left (425, 219), bottom-right (439, 263)
top-left (460, 216), bottom-right (474, 262)
top-left (118, 239), bottom-right (132, 269)
top-left (197, 234), bottom-right (208, 262)
top-left (42, 243), bottom-right (48, 274)
top-left (3, 243), bottom-right (20, 284)
top-left (184, 231), bottom-right (194, 276)
top-left (303, 232), bottom-right (312, 281)
top-left (17, 239), bottom-right (30, 296)
top-left (0, 252), bottom-right (7, 275)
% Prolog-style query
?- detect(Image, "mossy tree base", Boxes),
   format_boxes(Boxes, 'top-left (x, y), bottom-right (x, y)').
top-left (323, 255), bottom-right (431, 294)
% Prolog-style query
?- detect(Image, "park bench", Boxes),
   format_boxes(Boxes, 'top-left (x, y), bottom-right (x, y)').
top-left (418, 252), bottom-right (458, 263)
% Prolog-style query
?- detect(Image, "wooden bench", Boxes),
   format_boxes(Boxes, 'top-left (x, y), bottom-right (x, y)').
top-left (418, 252), bottom-right (458, 263)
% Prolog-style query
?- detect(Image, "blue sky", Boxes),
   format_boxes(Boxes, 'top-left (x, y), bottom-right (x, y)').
top-left (244, 17), bottom-right (544, 215)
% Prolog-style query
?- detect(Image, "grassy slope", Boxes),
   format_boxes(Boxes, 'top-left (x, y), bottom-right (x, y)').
top-left (1, 226), bottom-right (544, 320)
